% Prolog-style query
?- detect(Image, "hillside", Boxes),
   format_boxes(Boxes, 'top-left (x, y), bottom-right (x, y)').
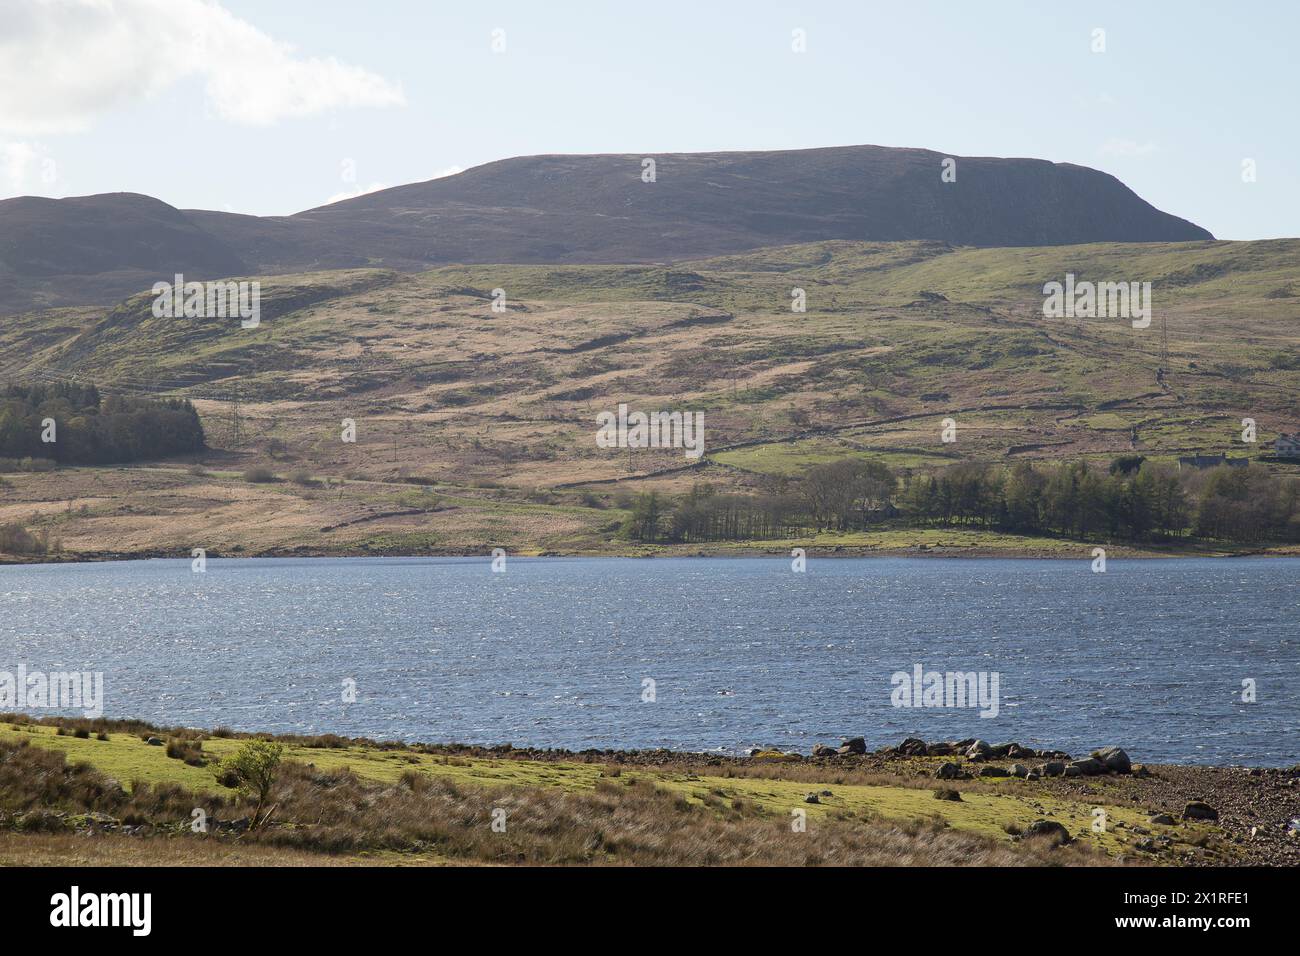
top-left (0, 145), bottom-right (1212, 314)
top-left (0, 193), bottom-right (250, 314)
top-left (1, 237), bottom-right (1296, 560)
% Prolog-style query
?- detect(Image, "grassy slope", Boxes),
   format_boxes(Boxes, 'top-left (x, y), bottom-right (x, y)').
top-left (1, 238), bottom-right (1297, 559)
top-left (1, 721), bottom-right (1222, 865)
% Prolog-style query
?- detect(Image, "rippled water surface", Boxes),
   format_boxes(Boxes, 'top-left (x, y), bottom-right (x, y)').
top-left (1, 557), bottom-right (1296, 764)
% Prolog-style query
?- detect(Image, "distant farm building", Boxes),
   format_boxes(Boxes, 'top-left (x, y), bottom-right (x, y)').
top-left (1177, 454), bottom-right (1248, 470)
top-left (1274, 434), bottom-right (1300, 459)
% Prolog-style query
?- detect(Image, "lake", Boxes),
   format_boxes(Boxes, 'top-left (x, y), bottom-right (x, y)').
top-left (1, 556), bottom-right (1296, 765)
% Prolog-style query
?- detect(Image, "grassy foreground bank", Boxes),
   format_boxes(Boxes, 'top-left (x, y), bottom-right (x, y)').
top-left (2, 715), bottom-right (1296, 867)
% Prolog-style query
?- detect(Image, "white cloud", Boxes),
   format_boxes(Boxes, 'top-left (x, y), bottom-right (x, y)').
top-left (323, 166), bottom-right (461, 205)
top-left (323, 181), bottom-right (389, 205)
top-left (2, 142), bottom-right (38, 193)
top-left (1098, 139), bottom-right (1158, 158)
top-left (1, 140), bottom-right (59, 197)
top-left (0, 0), bottom-right (405, 134)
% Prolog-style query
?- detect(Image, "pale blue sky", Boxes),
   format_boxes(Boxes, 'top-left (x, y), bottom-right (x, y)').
top-left (1, 0), bottom-right (1294, 239)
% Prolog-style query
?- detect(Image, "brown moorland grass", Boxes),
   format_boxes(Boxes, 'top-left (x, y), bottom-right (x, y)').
top-left (0, 735), bottom-right (1116, 867)
top-left (2, 240), bottom-right (1296, 561)
top-left (0, 832), bottom-right (426, 867)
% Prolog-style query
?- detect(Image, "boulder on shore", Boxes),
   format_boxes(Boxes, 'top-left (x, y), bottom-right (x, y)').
top-left (896, 737), bottom-right (928, 756)
top-left (1024, 820), bottom-right (1073, 844)
top-left (750, 749), bottom-right (799, 761)
top-left (838, 736), bottom-right (866, 755)
top-left (1069, 757), bottom-right (1105, 776)
top-left (1092, 747), bottom-right (1133, 774)
top-left (1183, 801), bottom-right (1219, 821)
top-left (934, 762), bottom-right (962, 780)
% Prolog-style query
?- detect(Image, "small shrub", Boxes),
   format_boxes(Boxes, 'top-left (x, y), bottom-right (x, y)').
top-left (242, 466), bottom-right (276, 483)
top-left (216, 739), bottom-right (282, 828)
top-left (0, 522), bottom-right (48, 555)
top-left (166, 738), bottom-right (206, 766)
top-left (215, 768), bottom-right (240, 788)
top-left (16, 809), bottom-right (67, 833)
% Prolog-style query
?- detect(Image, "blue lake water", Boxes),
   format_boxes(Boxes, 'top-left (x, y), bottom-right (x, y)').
top-left (0, 556), bottom-right (1296, 765)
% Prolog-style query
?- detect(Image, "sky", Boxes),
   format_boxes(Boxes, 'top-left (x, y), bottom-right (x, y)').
top-left (0, 0), bottom-right (1295, 240)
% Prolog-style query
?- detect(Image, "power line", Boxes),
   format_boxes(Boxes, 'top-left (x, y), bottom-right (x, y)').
top-left (229, 385), bottom-right (243, 449)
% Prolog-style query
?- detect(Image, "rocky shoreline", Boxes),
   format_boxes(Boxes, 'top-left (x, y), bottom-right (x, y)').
top-left (6, 713), bottom-right (1299, 865)
top-left (440, 734), bottom-right (1300, 866)
top-left (4, 540), bottom-right (1294, 565)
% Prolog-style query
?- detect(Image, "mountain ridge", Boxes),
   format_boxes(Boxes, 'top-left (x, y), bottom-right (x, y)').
top-left (0, 144), bottom-right (1214, 314)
